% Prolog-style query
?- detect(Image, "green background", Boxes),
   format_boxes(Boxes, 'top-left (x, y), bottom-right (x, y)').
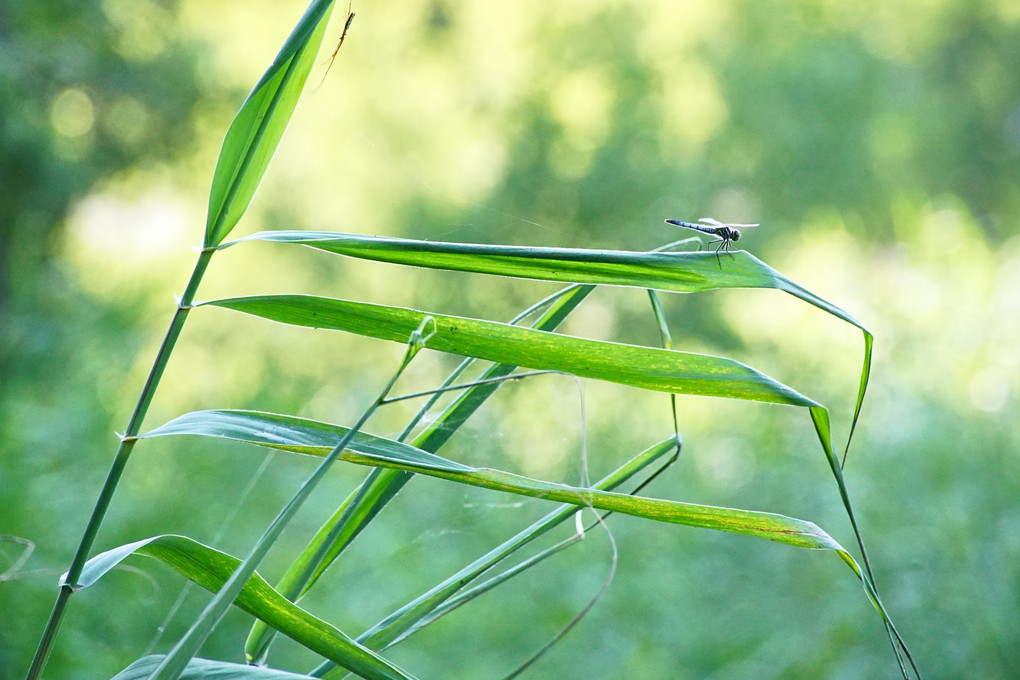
top-left (2, 0), bottom-right (1018, 678)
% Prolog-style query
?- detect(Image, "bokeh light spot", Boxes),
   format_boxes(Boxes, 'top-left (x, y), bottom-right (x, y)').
top-left (969, 368), bottom-right (1010, 413)
top-left (50, 88), bottom-right (96, 138)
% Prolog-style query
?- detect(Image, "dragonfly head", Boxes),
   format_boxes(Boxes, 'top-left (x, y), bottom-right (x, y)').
top-left (730, 229), bottom-right (741, 242)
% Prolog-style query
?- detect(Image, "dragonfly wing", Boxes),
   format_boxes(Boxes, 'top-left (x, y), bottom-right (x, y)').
top-left (698, 217), bottom-right (724, 227)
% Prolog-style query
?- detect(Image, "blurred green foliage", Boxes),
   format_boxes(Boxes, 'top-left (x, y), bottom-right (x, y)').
top-left (2, 0), bottom-right (1018, 678)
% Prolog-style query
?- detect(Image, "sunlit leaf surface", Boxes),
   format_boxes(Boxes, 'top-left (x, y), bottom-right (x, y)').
top-left (202, 294), bottom-right (818, 406)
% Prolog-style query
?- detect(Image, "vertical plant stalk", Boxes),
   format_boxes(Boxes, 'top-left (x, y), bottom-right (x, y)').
top-left (25, 248), bottom-right (215, 680)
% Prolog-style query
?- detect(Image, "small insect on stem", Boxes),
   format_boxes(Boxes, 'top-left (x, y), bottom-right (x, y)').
top-left (320, 1), bottom-right (355, 86)
top-left (664, 217), bottom-right (760, 267)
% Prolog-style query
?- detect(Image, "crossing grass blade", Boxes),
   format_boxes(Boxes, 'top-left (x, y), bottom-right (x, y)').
top-left (200, 294), bottom-right (819, 406)
top-left (196, 294), bottom-right (915, 673)
top-left (112, 655), bottom-right (317, 679)
top-left (145, 414), bottom-right (673, 670)
top-left (72, 535), bottom-right (413, 680)
top-left (242, 285), bottom-right (594, 664)
top-left (143, 409), bottom-right (916, 678)
top-left (309, 437), bottom-right (680, 678)
top-left (204, 3), bottom-right (336, 247)
top-left (221, 231), bottom-right (872, 462)
top-left (144, 330), bottom-right (427, 680)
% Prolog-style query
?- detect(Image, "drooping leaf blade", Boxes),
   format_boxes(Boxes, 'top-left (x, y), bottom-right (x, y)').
top-left (204, 3), bottom-right (336, 247)
top-left (142, 410), bottom-right (839, 550)
top-left (200, 294), bottom-right (819, 407)
top-left (72, 535), bottom-right (413, 680)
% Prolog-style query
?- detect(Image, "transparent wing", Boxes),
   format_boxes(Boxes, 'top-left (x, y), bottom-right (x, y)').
top-left (699, 217), bottom-right (759, 228)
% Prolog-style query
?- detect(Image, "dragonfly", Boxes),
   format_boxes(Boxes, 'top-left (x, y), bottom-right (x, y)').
top-left (664, 217), bottom-right (759, 265)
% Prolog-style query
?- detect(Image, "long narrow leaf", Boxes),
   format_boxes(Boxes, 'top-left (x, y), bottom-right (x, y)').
top-left (204, 3), bottom-right (336, 247)
top-left (113, 655), bottom-right (315, 680)
top-left (72, 535), bottom-right (409, 680)
top-left (200, 294), bottom-right (819, 406)
top-left (223, 231), bottom-right (872, 461)
top-left (219, 232), bottom-right (858, 313)
top-left (141, 411), bottom-right (839, 550)
top-left (143, 409), bottom-right (470, 474)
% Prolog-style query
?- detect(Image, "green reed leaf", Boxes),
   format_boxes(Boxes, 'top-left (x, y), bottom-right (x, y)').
top-left (73, 535), bottom-right (413, 680)
top-left (204, 3), bottom-right (336, 247)
top-left (201, 294), bottom-right (818, 407)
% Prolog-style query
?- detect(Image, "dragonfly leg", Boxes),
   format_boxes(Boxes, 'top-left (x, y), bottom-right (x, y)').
top-left (711, 238), bottom-right (725, 268)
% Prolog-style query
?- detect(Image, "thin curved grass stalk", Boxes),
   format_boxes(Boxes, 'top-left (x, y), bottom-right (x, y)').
top-left (381, 369), bottom-right (557, 405)
top-left (647, 288), bottom-right (680, 434)
top-left (349, 464), bottom-right (688, 680)
top-left (394, 495), bottom-right (630, 649)
top-left (362, 438), bottom-right (683, 675)
top-left (0, 535), bottom-right (36, 583)
top-left (500, 509), bottom-right (618, 680)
